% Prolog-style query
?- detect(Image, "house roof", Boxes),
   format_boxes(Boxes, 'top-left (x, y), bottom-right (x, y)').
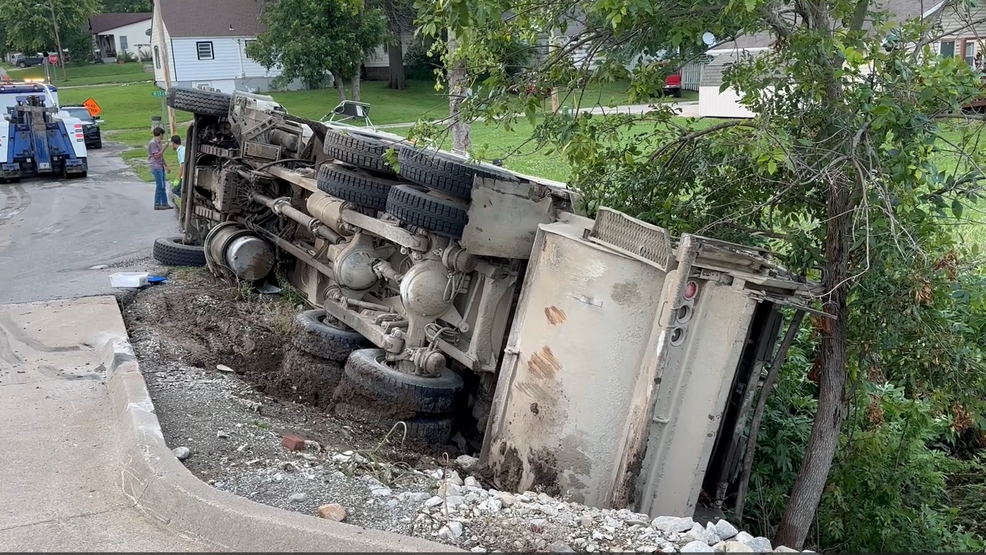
top-left (89, 13), bottom-right (152, 34)
top-left (158, 0), bottom-right (266, 38)
top-left (706, 0), bottom-right (947, 54)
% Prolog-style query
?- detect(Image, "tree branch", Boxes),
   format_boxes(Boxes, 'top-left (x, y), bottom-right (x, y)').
top-left (648, 119), bottom-right (754, 162)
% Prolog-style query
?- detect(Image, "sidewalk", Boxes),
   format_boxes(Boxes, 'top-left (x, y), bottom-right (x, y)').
top-left (0, 297), bottom-right (209, 551)
top-left (372, 101), bottom-right (700, 130)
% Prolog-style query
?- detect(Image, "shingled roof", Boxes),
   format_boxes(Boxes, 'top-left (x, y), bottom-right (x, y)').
top-left (89, 13), bottom-right (152, 34)
top-left (158, 0), bottom-right (267, 38)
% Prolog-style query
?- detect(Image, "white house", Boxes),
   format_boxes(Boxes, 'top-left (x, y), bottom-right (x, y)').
top-left (694, 0), bottom-right (965, 118)
top-left (151, 0), bottom-right (303, 94)
top-left (88, 13), bottom-right (153, 62)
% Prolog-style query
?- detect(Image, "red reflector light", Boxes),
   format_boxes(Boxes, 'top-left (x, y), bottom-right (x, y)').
top-left (682, 281), bottom-right (698, 300)
top-left (74, 124), bottom-right (82, 128)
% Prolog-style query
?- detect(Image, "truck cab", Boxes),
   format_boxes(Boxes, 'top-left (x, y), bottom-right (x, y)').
top-left (0, 82), bottom-right (88, 180)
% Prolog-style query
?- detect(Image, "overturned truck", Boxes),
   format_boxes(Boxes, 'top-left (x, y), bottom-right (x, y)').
top-left (158, 88), bottom-right (820, 520)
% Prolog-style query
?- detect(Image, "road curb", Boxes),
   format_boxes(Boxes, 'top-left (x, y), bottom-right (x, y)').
top-left (100, 335), bottom-right (462, 552)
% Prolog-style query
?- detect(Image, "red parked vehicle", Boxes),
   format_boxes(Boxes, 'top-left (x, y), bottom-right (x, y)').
top-left (663, 72), bottom-right (682, 98)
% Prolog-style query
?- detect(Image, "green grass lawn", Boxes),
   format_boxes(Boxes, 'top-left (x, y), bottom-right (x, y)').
top-left (13, 61), bottom-right (152, 87)
top-left (269, 79), bottom-right (694, 126)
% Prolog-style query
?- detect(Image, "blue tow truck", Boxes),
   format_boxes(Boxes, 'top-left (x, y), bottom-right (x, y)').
top-left (0, 81), bottom-right (88, 181)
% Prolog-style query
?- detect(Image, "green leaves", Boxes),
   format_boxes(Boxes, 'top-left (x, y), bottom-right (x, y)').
top-left (0, 0), bottom-right (100, 52)
top-left (250, 0), bottom-right (387, 88)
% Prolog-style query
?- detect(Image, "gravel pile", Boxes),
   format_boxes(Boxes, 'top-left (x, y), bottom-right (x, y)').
top-left (183, 431), bottom-right (807, 554)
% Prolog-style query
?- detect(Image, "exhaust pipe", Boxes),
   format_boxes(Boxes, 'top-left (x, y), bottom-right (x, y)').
top-left (204, 223), bottom-right (276, 281)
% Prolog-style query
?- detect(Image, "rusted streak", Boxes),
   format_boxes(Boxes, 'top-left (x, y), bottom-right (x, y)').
top-left (529, 346), bottom-right (562, 380)
top-left (544, 306), bottom-right (567, 325)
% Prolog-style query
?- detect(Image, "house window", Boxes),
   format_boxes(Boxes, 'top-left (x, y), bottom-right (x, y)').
top-left (965, 40), bottom-right (976, 66)
top-left (244, 39), bottom-right (256, 59)
top-left (940, 40), bottom-right (955, 58)
top-left (196, 41), bottom-right (214, 60)
top-left (154, 45), bottom-right (161, 69)
top-left (120, 35), bottom-right (128, 51)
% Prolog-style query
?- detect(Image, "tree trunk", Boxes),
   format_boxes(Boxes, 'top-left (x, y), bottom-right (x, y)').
top-left (387, 30), bottom-right (406, 90)
top-left (351, 73), bottom-right (362, 102)
top-left (773, 180), bottom-right (851, 550)
top-left (447, 31), bottom-right (471, 152)
top-left (735, 309), bottom-right (807, 522)
top-left (333, 71), bottom-right (347, 103)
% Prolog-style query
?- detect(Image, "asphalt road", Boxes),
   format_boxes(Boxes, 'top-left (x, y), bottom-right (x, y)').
top-left (0, 144), bottom-right (179, 304)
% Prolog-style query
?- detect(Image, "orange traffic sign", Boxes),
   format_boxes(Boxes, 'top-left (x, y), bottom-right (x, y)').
top-left (82, 97), bottom-right (101, 117)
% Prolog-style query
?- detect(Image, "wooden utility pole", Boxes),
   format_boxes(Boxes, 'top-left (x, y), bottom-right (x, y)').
top-left (153, 0), bottom-right (177, 135)
top-left (46, 0), bottom-right (66, 81)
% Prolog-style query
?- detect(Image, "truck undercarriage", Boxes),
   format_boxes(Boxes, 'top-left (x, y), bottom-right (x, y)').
top-left (159, 87), bottom-right (821, 521)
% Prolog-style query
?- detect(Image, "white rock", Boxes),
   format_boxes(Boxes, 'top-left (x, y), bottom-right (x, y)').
top-left (487, 498), bottom-right (502, 513)
top-left (660, 543), bottom-right (678, 553)
top-left (773, 547), bottom-right (799, 553)
top-left (715, 520), bottom-right (739, 540)
top-left (549, 541), bottom-right (576, 552)
top-left (653, 516), bottom-right (695, 535)
top-left (735, 532), bottom-right (754, 545)
top-left (747, 537), bottom-right (772, 552)
top-left (424, 496), bottom-right (444, 507)
top-left (579, 516), bottom-right (594, 527)
top-left (216, 430), bottom-right (230, 439)
top-left (386, 499), bottom-right (399, 508)
top-left (470, 547), bottom-right (487, 553)
top-left (466, 492), bottom-right (480, 503)
top-left (370, 487), bottom-right (392, 497)
top-left (705, 522), bottom-right (722, 544)
top-left (172, 446), bottom-right (191, 461)
top-left (439, 482), bottom-right (463, 497)
top-left (438, 521), bottom-right (464, 541)
top-left (332, 453), bottom-right (352, 463)
top-left (464, 476), bottom-right (480, 488)
top-left (683, 522), bottom-right (716, 545)
top-left (681, 541), bottom-right (715, 553)
top-left (445, 495), bottom-right (466, 507)
top-left (539, 504), bottom-right (559, 517)
top-left (723, 541), bottom-right (755, 553)
top-left (288, 492), bottom-right (307, 503)
top-left (499, 493), bottom-right (516, 507)
top-left (713, 542), bottom-right (726, 553)
top-left (637, 546), bottom-right (659, 553)
top-left (456, 454), bottom-right (480, 472)
top-left (400, 492), bottom-right (430, 503)
top-left (446, 470), bottom-right (464, 486)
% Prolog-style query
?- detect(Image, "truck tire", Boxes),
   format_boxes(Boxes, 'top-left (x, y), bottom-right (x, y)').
top-left (323, 129), bottom-right (397, 176)
top-left (291, 309), bottom-right (372, 362)
top-left (167, 87), bottom-right (231, 118)
top-left (334, 403), bottom-right (454, 444)
top-left (343, 348), bottom-right (463, 414)
top-left (152, 236), bottom-right (207, 267)
top-left (316, 162), bottom-right (398, 211)
top-left (386, 184), bottom-right (469, 239)
top-left (397, 145), bottom-right (519, 201)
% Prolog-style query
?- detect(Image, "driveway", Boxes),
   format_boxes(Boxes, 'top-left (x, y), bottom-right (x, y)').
top-left (0, 144), bottom-right (178, 304)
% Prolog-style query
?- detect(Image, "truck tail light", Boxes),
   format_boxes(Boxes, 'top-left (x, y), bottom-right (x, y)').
top-left (682, 280), bottom-right (698, 300)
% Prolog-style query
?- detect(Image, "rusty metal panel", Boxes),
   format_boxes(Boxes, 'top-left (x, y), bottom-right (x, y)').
top-left (461, 177), bottom-right (557, 260)
top-left (483, 219), bottom-right (669, 507)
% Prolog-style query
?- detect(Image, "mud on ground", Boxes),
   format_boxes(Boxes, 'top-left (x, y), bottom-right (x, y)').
top-left (120, 267), bottom-right (461, 535)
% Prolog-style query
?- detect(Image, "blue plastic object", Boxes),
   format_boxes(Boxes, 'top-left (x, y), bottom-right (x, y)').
top-left (147, 275), bottom-right (167, 284)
